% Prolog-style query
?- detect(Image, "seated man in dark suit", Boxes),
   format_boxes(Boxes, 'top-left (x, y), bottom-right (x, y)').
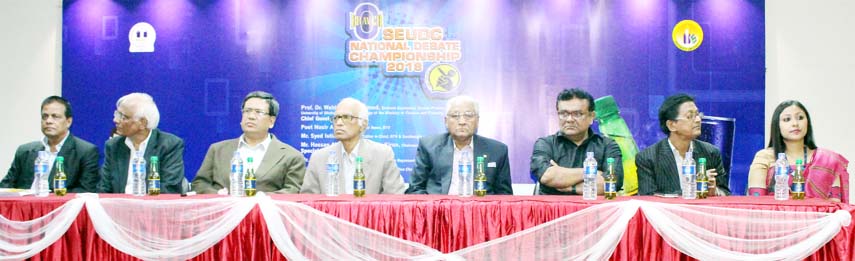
top-left (636, 93), bottom-right (731, 196)
top-left (97, 93), bottom-right (185, 194)
top-left (1, 96), bottom-right (100, 192)
top-left (530, 88), bottom-right (623, 195)
top-left (406, 95), bottom-right (513, 195)
top-left (192, 91), bottom-right (306, 194)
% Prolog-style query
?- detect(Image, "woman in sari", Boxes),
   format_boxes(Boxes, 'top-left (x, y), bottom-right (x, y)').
top-left (747, 100), bottom-right (849, 202)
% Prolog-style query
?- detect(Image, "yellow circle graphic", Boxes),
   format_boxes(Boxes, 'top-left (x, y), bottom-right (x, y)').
top-left (426, 64), bottom-right (460, 93)
top-left (672, 20), bottom-right (704, 52)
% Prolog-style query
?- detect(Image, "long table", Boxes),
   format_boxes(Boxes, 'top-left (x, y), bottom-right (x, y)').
top-left (1, 194), bottom-right (853, 260)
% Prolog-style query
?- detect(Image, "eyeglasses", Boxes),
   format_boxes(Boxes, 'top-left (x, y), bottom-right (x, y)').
top-left (677, 111), bottom-right (704, 121)
top-left (113, 111), bottom-right (132, 122)
top-left (558, 111), bottom-right (588, 120)
top-left (242, 108), bottom-right (270, 117)
top-left (330, 114), bottom-right (361, 123)
top-left (447, 111), bottom-right (478, 121)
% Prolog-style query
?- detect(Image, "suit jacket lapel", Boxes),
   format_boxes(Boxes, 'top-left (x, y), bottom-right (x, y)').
top-left (115, 137), bottom-right (131, 190)
top-left (51, 135), bottom-right (77, 186)
top-left (439, 135), bottom-right (455, 194)
top-left (256, 137), bottom-right (285, 180)
top-left (143, 129), bottom-right (160, 162)
top-left (658, 140), bottom-right (678, 178)
top-left (24, 145), bottom-right (42, 188)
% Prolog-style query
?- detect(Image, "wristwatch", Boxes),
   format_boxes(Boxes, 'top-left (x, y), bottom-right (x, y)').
top-left (571, 185), bottom-right (576, 195)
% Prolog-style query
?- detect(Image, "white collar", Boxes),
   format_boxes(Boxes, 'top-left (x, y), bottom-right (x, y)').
top-left (42, 132), bottom-right (70, 153)
top-left (340, 139), bottom-right (363, 158)
top-left (124, 130), bottom-right (153, 152)
top-left (452, 137), bottom-right (474, 152)
top-left (667, 139), bottom-right (694, 158)
top-left (239, 134), bottom-right (272, 150)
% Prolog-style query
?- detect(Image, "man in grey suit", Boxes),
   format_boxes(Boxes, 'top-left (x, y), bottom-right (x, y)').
top-left (301, 98), bottom-right (406, 194)
top-left (98, 93), bottom-right (186, 194)
top-left (1, 96), bottom-right (100, 192)
top-left (192, 91), bottom-right (305, 194)
top-left (636, 93), bottom-right (731, 196)
top-left (406, 96), bottom-right (513, 195)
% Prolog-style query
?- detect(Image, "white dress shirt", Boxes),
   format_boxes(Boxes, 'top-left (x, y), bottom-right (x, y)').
top-left (447, 139), bottom-right (473, 195)
top-left (31, 133), bottom-right (69, 190)
top-left (339, 140), bottom-right (362, 195)
top-left (237, 134), bottom-right (272, 172)
top-left (124, 131), bottom-right (153, 194)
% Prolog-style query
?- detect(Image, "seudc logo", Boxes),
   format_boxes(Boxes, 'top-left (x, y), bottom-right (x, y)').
top-left (345, 2), bottom-right (464, 99)
top-left (347, 3), bottom-right (383, 41)
top-left (672, 20), bottom-right (704, 52)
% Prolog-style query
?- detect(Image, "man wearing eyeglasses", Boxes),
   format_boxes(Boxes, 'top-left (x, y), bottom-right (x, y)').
top-left (192, 91), bottom-right (306, 194)
top-left (406, 95), bottom-right (513, 195)
top-left (1, 96), bottom-right (100, 192)
top-left (300, 98), bottom-right (406, 194)
top-left (636, 93), bottom-right (730, 196)
top-left (98, 93), bottom-right (186, 193)
top-left (530, 88), bottom-right (624, 195)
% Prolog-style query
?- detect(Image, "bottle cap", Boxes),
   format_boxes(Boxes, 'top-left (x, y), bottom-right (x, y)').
top-left (247, 157), bottom-right (254, 163)
top-left (476, 156), bottom-right (484, 163)
top-left (606, 157), bottom-right (614, 164)
top-left (795, 159), bottom-right (803, 164)
top-left (56, 156), bottom-right (64, 163)
top-left (150, 156), bottom-right (158, 163)
top-left (356, 156), bottom-right (363, 163)
top-left (698, 158), bottom-right (706, 164)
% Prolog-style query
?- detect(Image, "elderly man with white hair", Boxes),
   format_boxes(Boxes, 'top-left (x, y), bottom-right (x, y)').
top-left (300, 98), bottom-right (406, 194)
top-left (98, 93), bottom-right (185, 193)
top-left (406, 95), bottom-right (513, 195)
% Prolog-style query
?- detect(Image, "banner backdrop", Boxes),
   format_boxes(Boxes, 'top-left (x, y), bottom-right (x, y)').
top-left (62, 0), bottom-right (765, 194)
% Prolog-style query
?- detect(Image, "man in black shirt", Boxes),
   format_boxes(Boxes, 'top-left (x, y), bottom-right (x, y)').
top-left (530, 88), bottom-right (623, 195)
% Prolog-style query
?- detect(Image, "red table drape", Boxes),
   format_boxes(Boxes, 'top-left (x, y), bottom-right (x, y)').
top-left (1, 194), bottom-right (852, 260)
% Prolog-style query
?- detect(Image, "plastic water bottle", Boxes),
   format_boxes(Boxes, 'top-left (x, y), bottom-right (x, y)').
top-left (53, 156), bottom-right (67, 196)
top-left (244, 157), bottom-right (257, 197)
top-left (147, 156), bottom-right (160, 196)
top-left (353, 157), bottom-right (366, 197)
top-left (774, 153), bottom-right (790, 200)
top-left (681, 152), bottom-right (696, 199)
top-left (474, 156), bottom-right (487, 197)
top-left (582, 152), bottom-right (598, 200)
top-left (34, 151), bottom-right (50, 197)
top-left (131, 151), bottom-right (147, 196)
top-left (791, 159), bottom-right (805, 200)
top-left (458, 151), bottom-right (472, 197)
top-left (326, 151), bottom-right (340, 196)
top-left (603, 157), bottom-right (617, 200)
top-left (229, 151), bottom-right (244, 196)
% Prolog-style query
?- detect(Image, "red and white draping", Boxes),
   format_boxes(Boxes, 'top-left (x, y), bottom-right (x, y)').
top-left (0, 194), bottom-right (850, 261)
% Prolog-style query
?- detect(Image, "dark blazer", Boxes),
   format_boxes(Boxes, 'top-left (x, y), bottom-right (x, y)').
top-left (191, 135), bottom-right (306, 194)
top-left (636, 138), bottom-right (731, 196)
top-left (97, 129), bottom-right (185, 194)
top-left (0, 134), bottom-right (100, 192)
top-left (406, 133), bottom-right (513, 195)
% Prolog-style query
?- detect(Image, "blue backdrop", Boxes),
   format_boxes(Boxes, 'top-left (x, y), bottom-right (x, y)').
top-left (62, 0), bottom-right (765, 194)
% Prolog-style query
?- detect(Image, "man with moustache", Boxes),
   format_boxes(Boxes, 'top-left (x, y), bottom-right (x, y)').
top-left (530, 88), bottom-right (624, 195)
top-left (406, 95), bottom-right (513, 195)
top-left (636, 93), bottom-right (730, 196)
top-left (1, 96), bottom-right (100, 192)
top-left (98, 93), bottom-right (186, 193)
top-left (300, 98), bottom-right (406, 194)
top-left (192, 91), bottom-right (306, 194)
